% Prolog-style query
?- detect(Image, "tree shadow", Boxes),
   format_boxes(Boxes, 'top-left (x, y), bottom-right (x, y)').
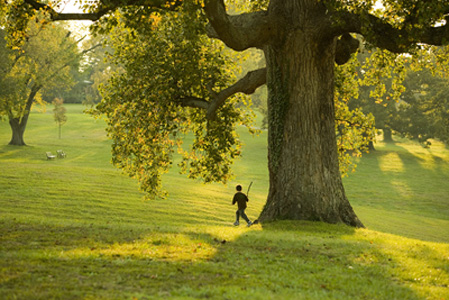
top-left (1, 219), bottom-right (434, 299)
top-left (346, 139), bottom-right (449, 243)
top-left (0, 144), bottom-right (55, 163)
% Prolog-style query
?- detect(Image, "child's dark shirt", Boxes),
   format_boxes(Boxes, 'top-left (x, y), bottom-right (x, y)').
top-left (232, 191), bottom-right (248, 210)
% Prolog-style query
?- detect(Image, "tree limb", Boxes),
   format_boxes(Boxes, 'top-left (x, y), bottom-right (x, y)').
top-left (176, 96), bottom-right (210, 110)
top-left (23, 0), bottom-right (106, 21)
top-left (206, 68), bottom-right (266, 120)
top-left (204, 0), bottom-right (271, 51)
top-left (24, 0), bottom-right (271, 50)
top-left (23, 0), bottom-right (182, 21)
top-left (335, 33), bottom-right (360, 65)
top-left (332, 10), bottom-right (449, 53)
top-left (172, 68), bottom-right (266, 120)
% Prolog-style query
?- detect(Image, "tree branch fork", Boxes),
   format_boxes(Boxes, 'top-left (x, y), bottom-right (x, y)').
top-left (177, 68), bottom-right (267, 120)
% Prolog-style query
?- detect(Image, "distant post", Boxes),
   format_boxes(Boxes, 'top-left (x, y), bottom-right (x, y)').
top-left (53, 98), bottom-right (67, 139)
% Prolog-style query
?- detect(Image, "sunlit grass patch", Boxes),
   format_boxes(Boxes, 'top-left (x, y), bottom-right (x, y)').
top-left (62, 232), bottom-right (219, 262)
top-left (348, 229), bottom-right (449, 300)
top-left (345, 136), bottom-right (449, 243)
top-left (378, 151), bottom-right (404, 172)
top-left (390, 179), bottom-right (413, 198)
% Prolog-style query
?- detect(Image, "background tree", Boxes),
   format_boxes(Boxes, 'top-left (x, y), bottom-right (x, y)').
top-left (8, 0), bottom-right (449, 227)
top-left (349, 48), bottom-right (449, 147)
top-left (52, 97), bottom-right (67, 139)
top-left (41, 61), bottom-right (86, 104)
top-left (0, 14), bottom-right (81, 145)
top-left (0, 9), bottom-right (103, 146)
top-left (347, 48), bottom-right (407, 144)
top-left (395, 67), bottom-right (449, 145)
top-left (42, 34), bottom-right (109, 105)
top-left (81, 35), bottom-right (111, 106)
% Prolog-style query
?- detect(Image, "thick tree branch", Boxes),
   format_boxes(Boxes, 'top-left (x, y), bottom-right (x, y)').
top-left (204, 0), bottom-right (271, 51)
top-left (335, 33), bottom-right (360, 65)
top-left (176, 96), bottom-right (210, 110)
top-left (332, 10), bottom-right (449, 53)
top-left (206, 68), bottom-right (266, 119)
top-left (23, 0), bottom-right (107, 20)
top-left (173, 68), bottom-right (266, 120)
top-left (24, 0), bottom-right (271, 50)
top-left (23, 0), bottom-right (182, 21)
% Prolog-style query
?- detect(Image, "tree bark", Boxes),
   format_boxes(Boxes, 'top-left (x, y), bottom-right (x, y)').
top-left (8, 118), bottom-right (27, 146)
top-left (383, 128), bottom-right (393, 142)
top-left (7, 84), bottom-right (41, 146)
top-left (259, 0), bottom-right (363, 227)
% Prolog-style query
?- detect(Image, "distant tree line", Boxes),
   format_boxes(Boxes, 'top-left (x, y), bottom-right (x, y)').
top-left (348, 48), bottom-right (449, 147)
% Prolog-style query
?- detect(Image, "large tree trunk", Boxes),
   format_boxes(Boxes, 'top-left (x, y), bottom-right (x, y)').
top-left (383, 127), bottom-right (393, 142)
top-left (7, 84), bottom-right (40, 146)
top-left (259, 0), bottom-right (363, 227)
top-left (8, 118), bottom-right (27, 146)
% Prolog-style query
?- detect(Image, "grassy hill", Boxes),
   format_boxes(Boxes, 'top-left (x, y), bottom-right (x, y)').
top-left (0, 104), bottom-right (448, 299)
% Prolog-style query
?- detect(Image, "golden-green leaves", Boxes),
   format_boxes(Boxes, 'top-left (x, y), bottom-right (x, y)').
top-left (335, 54), bottom-right (376, 176)
top-left (94, 2), bottom-right (252, 198)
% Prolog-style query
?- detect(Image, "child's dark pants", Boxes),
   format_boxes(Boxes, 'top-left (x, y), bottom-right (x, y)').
top-left (236, 209), bottom-right (250, 223)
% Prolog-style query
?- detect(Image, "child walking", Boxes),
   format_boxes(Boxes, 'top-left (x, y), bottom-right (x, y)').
top-left (232, 185), bottom-right (253, 227)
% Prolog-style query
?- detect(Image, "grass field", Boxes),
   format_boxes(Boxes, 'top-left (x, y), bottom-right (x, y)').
top-left (0, 104), bottom-right (448, 299)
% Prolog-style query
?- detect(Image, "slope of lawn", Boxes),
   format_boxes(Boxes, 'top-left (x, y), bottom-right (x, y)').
top-left (0, 104), bottom-right (448, 300)
top-left (345, 137), bottom-right (449, 243)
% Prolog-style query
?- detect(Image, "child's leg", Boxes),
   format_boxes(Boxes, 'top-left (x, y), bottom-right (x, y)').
top-left (234, 210), bottom-right (240, 226)
top-left (239, 209), bottom-right (250, 223)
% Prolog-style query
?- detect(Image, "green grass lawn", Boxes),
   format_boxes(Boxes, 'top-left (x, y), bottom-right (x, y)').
top-left (0, 104), bottom-right (448, 299)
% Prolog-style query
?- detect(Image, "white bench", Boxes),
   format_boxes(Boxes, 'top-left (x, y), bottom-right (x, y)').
top-left (56, 150), bottom-right (66, 158)
top-left (46, 152), bottom-right (56, 160)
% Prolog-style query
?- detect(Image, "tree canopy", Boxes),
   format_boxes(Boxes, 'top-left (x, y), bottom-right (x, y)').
top-left (88, 3), bottom-right (256, 197)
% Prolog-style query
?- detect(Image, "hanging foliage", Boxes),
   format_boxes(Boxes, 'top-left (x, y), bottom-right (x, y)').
top-left (91, 2), bottom-right (255, 198)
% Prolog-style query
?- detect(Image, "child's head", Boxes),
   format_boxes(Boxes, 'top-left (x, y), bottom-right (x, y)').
top-left (236, 185), bottom-right (242, 191)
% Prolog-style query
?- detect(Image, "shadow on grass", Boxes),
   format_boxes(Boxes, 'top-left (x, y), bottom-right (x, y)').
top-left (346, 139), bottom-right (449, 243)
top-left (0, 144), bottom-right (60, 163)
top-left (1, 219), bottom-right (427, 299)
